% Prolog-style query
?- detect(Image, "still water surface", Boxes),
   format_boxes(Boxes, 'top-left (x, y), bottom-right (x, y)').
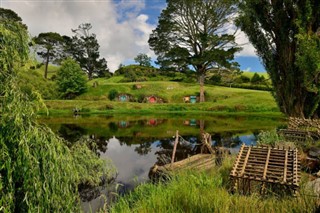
top-left (40, 114), bottom-right (284, 211)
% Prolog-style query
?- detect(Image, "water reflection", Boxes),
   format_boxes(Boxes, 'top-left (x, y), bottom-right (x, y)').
top-left (39, 114), bottom-right (284, 212)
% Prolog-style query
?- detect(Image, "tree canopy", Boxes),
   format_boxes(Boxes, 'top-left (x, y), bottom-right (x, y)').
top-left (65, 23), bottom-right (110, 79)
top-left (134, 53), bottom-right (152, 67)
top-left (33, 32), bottom-right (64, 78)
top-left (149, 0), bottom-right (240, 102)
top-left (237, 0), bottom-right (320, 118)
top-left (56, 58), bottom-right (88, 99)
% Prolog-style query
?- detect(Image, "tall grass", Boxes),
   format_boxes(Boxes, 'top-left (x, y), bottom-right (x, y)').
top-left (110, 157), bottom-right (317, 213)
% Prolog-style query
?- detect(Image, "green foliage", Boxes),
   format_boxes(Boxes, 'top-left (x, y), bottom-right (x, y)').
top-left (114, 65), bottom-right (160, 82)
top-left (239, 75), bottom-right (250, 83)
top-left (149, 0), bottom-right (241, 101)
top-left (257, 129), bottom-right (284, 146)
top-left (0, 10), bottom-right (114, 211)
top-left (18, 66), bottom-right (58, 99)
top-left (134, 53), bottom-right (152, 67)
top-left (108, 89), bottom-right (119, 101)
top-left (251, 72), bottom-right (265, 84)
top-left (237, 0), bottom-right (320, 117)
top-left (0, 81), bottom-right (114, 212)
top-left (56, 58), bottom-right (87, 99)
top-left (209, 75), bottom-right (222, 84)
top-left (33, 32), bottom-right (64, 79)
top-left (0, 13), bottom-right (29, 93)
top-left (65, 23), bottom-right (110, 79)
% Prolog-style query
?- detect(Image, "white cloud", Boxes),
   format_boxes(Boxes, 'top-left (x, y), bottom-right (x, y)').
top-left (244, 67), bottom-right (251, 72)
top-left (235, 30), bottom-right (257, 57)
top-left (2, 0), bottom-right (155, 72)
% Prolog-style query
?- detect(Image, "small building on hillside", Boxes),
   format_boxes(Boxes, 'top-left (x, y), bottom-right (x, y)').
top-left (190, 96), bottom-right (197, 103)
top-left (117, 93), bottom-right (133, 102)
top-left (145, 95), bottom-right (164, 103)
top-left (183, 95), bottom-right (198, 103)
top-left (148, 95), bottom-right (157, 103)
top-left (183, 96), bottom-right (190, 103)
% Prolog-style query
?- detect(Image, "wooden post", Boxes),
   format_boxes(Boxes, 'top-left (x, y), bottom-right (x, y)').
top-left (171, 130), bottom-right (179, 166)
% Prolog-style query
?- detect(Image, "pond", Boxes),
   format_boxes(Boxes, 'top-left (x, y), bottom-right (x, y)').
top-left (39, 114), bottom-right (285, 212)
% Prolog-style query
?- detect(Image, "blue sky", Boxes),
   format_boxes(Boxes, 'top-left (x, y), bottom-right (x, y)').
top-left (2, 0), bottom-right (265, 72)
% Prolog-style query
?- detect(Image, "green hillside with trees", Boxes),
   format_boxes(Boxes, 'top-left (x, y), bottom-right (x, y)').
top-left (2, 0), bottom-right (320, 212)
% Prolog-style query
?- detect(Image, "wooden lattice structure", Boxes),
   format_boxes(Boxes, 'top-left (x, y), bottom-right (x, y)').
top-left (278, 129), bottom-right (320, 142)
top-left (230, 144), bottom-right (301, 195)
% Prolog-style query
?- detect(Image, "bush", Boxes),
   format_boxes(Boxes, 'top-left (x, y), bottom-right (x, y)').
top-left (239, 75), bottom-right (250, 83)
top-left (108, 89), bottom-right (119, 101)
top-left (56, 58), bottom-right (87, 99)
top-left (257, 129), bottom-right (284, 146)
top-left (251, 72), bottom-right (265, 84)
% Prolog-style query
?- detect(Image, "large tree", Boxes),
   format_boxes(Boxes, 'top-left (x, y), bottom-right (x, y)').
top-left (237, 0), bottom-right (320, 118)
top-left (66, 23), bottom-right (110, 79)
top-left (149, 0), bottom-right (240, 102)
top-left (33, 32), bottom-right (64, 79)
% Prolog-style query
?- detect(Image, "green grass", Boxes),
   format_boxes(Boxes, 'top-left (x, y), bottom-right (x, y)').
top-left (33, 64), bottom-right (60, 79)
top-left (44, 81), bottom-right (279, 114)
top-left (109, 157), bottom-right (317, 213)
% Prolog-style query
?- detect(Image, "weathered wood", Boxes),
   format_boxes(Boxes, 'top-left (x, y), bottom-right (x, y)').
top-left (149, 154), bottom-right (216, 179)
top-left (283, 150), bottom-right (288, 183)
top-left (230, 145), bottom-right (300, 195)
top-left (171, 130), bottom-right (179, 165)
top-left (240, 146), bottom-right (251, 176)
top-left (263, 147), bottom-right (271, 180)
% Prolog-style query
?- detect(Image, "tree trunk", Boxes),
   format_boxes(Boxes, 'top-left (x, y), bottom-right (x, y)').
top-left (199, 73), bottom-right (205, 102)
top-left (44, 50), bottom-right (50, 79)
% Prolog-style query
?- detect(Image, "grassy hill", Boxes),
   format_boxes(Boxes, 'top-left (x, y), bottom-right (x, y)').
top-left (43, 76), bottom-right (279, 115)
top-left (19, 63), bottom-right (279, 115)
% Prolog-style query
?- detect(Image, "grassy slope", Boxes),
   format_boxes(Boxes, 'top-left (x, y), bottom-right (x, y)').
top-left (44, 76), bottom-right (279, 114)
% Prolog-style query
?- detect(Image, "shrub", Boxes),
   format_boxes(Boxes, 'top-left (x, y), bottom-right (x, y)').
top-left (56, 58), bottom-right (87, 99)
top-left (257, 129), bottom-right (284, 146)
top-left (239, 75), bottom-right (250, 83)
top-left (108, 89), bottom-right (119, 101)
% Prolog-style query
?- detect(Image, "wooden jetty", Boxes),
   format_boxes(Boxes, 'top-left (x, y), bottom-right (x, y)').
top-left (230, 144), bottom-right (301, 195)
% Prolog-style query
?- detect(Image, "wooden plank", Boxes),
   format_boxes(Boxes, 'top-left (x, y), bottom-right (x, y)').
top-left (283, 150), bottom-right (288, 183)
top-left (231, 144), bottom-right (245, 176)
top-left (171, 130), bottom-right (179, 165)
top-left (293, 148), bottom-right (299, 186)
top-left (263, 147), bottom-right (271, 179)
top-left (240, 146), bottom-right (251, 176)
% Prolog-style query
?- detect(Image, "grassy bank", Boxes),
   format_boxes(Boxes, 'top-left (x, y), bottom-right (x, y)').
top-left (43, 82), bottom-right (279, 115)
top-left (109, 157), bottom-right (317, 213)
